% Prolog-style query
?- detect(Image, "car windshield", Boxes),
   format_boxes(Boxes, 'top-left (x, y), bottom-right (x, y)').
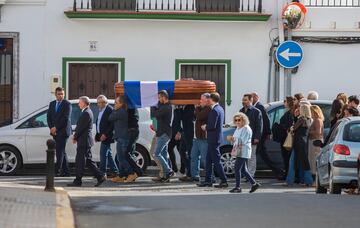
top-left (343, 122), bottom-right (360, 142)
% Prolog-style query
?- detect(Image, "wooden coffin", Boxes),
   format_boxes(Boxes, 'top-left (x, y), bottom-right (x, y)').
top-left (114, 79), bottom-right (216, 105)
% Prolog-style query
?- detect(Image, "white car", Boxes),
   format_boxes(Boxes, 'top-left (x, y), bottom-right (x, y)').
top-left (0, 99), bottom-right (155, 175)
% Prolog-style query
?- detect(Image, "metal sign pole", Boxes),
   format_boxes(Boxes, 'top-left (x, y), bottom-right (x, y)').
top-left (286, 29), bottom-right (292, 96)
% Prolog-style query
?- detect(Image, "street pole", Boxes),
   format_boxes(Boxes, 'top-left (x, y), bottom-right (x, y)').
top-left (44, 139), bottom-right (56, 192)
top-left (285, 29), bottom-right (292, 96)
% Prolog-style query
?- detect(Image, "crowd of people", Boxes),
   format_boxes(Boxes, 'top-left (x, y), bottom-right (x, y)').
top-left (275, 92), bottom-right (360, 187)
top-left (47, 86), bottom-right (360, 192)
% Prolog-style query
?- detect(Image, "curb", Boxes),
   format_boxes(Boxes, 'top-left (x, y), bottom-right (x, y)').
top-left (55, 187), bottom-right (76, 228)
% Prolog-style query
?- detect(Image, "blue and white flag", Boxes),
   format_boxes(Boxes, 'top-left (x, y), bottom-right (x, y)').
top-left (124, 81), bottom-right (175, 108)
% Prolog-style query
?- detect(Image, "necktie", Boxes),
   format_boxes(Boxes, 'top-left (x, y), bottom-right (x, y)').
top-left (55, 102), bottom-right (60, 113)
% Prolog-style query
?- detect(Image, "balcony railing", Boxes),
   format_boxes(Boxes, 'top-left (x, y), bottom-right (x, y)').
top-left (72, 0), bottom-right (263, 13)
top-left (303, 0), bottom-right (360, 7)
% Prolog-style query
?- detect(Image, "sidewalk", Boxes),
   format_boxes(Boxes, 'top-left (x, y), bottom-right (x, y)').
top-left (0, 182), bottom-right (74, 228)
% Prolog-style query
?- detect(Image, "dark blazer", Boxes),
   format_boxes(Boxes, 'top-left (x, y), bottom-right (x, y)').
top-left (172, 107), bottom-right (183, 137)
top-left (73, 107), bottom-right (94, 148)
top-left (240, 105), bottom-right (263, 143)
top-left (47, 99), bottom-right (72, 138)
top-left (181, 105), bottom-right (195, 140)
top-left (95, 105), bottom-right (114, 144)
top-left (207, 104), bottom-right (224, 144)
top-left (255, 102), bottom-right (271, 137)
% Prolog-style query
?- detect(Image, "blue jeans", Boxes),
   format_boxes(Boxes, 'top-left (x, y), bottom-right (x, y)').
top-left (99, 142), bottom-right (119, 174)
top-left (286, 150), bottom-right (314, 185)
top-left (154, 134), bottom-right (171, 177)
top-left (286, 150), bottom-right (295, 185)
top-left (190, 139), bottom-right (208, 178)
top-left (116, 138), bottom-right (133, 177)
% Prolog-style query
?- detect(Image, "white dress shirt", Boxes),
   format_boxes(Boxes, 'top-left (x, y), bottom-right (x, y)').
top-left (96, 106), bottom-right (107, 133)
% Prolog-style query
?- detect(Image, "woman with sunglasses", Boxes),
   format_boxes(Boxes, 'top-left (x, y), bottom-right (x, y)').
top-left (227, 112), bottom-right (261, 193)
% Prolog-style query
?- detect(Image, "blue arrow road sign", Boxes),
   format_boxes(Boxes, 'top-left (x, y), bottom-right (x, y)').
top-left (276, 41), bottom-right (304, 69)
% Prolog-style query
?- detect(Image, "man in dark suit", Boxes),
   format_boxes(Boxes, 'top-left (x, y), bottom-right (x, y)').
top-left (197, 92), bottom-right (228, 188)
top-left (95, 95), bottom-right (119, 178)
top-left (252, 92), bottom-right (283, 178)
top-left (167, 106), bottom-right (183, 173)
top-left (178, 105), bottom-right (195, 182)
top-left (240, 94), bottom-right (263, 177)
top-left (47, 87), bottom-right (72, 177)
top-left (68, 96), bottom-right (106, 187)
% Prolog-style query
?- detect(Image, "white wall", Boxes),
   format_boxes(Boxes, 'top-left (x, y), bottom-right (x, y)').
top-left (292, 7), bottom-right (360, 99)
top-left (44, 0), bottom-right (277, 122)
top-left (0, 3), bottom-right (46, 119)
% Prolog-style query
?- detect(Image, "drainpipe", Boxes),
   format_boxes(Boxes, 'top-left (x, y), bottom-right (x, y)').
top-left (267, 43), bottom-right (274, 103)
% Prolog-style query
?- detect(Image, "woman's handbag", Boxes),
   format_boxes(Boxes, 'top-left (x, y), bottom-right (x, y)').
top-left (283, 132), bottom-right (293, 151)
top-left (231, 139), bottom-right (242, 157)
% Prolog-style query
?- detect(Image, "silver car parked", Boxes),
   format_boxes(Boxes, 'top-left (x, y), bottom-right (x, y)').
top-left (315, 117), bottom-right (360, 194)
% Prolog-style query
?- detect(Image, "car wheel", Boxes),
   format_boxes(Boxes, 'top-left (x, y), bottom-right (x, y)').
top-left (315, 171), bottom-right (327, 194)
top-left (132, 145), bottom-right (150, 172)
top-left (329, 168), bottom-right (342, 194)
top-left (220, 147), bottom-right (235, 177)
top-left (0, 146), bottom-right (22, 175)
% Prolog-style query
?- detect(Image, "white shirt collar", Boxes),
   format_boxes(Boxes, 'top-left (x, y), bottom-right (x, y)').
top-left (211, 103), bottom-right (218, 109)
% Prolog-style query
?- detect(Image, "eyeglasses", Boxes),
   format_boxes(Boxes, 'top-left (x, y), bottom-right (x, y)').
top-left (234, 119), bottom-right (241, 122)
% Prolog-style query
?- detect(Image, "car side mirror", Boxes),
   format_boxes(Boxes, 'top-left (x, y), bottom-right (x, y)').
top-left (313, 140), bottom-right (324, 148)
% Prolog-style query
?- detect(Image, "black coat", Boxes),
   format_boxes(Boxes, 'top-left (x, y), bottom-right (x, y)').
top-left (47, 100), bottom-right (72, 138)
top-left (74, 107), bottom-right (94, 148)
top-left (95, 105), bottom-right (114, 144)
top-left (293, 117), bottom-right (311, 171)
top-left (240, 106), bottom-right (263, 143)
top-left (151, 102), bottom-right (172, 137)
top-left (279, 110), bottom-right (295, 143)
top-left (255, 102), bottom-right (271, 137)
top-left (172, 105), bottom-right (195, 140)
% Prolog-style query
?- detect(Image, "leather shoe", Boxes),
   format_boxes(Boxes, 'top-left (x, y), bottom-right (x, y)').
top-left (95, 176), bottom-right (106, 187)
top-left (249, 183), bottom-right (261, 193)
top-left (197, 182), bottom-right (213, 187)
top-left (67, 181), bottom-right (82, 187)
top-left (179, 176), bottom-right (193, 182)
top-left (214, 182), bottom-right (229, 188)
top-left (229, 188), bottom-right (242, 193)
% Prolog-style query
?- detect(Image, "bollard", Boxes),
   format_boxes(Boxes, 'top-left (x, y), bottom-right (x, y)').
top-left (44, 139), bottom-right (56, 192)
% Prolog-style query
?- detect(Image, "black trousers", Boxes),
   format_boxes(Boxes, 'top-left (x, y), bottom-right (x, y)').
top-left (54, 136), bottom-right (70, 175)
top-left (180, 135), bottom-right (193, 177)
top-left (256, 135), bottom-right (283, 176)
top-left (280, 145), bottom-right (290, 177)
top-left (125, 128), bottom-right (143, 176)
top-left (75, 146), bottom-right (103, 183)
top-left (168, 137), bottom-right (181, 172)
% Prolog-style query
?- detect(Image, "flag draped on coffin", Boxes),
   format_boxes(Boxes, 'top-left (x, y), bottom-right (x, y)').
top-left (123, 81), bottom-right (175, 108)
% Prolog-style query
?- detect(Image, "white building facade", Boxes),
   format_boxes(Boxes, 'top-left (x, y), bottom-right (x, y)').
top-left (0, 0), bottom-right (359, 124)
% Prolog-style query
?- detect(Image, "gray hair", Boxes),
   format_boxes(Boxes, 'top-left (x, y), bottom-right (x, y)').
top-left (201, 93), bottom-right (211, 99)
top-left (79, 96), bottom-right (90, 105)
top-left (307, 91), bottom-right (319, 100)
top-left (97, 95), bottom-right (108, 104)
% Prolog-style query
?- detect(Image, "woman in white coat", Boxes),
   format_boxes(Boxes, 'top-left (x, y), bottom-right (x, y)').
top-left (227, 112), bottom-right (261, 193)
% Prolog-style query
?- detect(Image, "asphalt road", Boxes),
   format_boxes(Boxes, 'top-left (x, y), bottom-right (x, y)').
top-left (71, 193), bottom-right (360, 228)
top-left (1, 176), bottom-right (359, 228)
